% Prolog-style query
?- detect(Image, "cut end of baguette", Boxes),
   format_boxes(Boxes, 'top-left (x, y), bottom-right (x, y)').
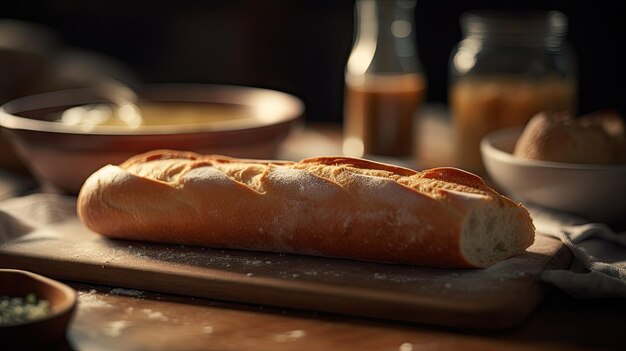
top-left (460, 201), bottom-right (535, 268)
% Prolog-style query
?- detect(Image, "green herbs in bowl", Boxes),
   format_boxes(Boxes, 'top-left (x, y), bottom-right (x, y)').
top-left (0, 269), bottom-right (76, 345)
top-left (0, 293), bottom-right (52, 326)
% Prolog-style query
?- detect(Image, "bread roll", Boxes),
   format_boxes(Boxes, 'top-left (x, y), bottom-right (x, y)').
top-left (514, 111), bottom-right (626, 163)
top-left (77, 150), bottom-right (535, 268)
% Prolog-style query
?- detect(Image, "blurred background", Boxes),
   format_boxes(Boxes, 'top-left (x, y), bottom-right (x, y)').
top-left (2, 0), bottom-right (625, 122)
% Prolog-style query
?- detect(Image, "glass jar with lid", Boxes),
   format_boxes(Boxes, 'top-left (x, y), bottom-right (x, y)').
top-left (343, 0), bottom-right (427, 158)
top-left (449, 11), bottom-right (577, 174)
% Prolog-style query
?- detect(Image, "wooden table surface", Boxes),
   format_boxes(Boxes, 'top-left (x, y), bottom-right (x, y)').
top-left (9, 110), bottom-right (626, 350)
top-left (52, 282), bottom-right (623, 351)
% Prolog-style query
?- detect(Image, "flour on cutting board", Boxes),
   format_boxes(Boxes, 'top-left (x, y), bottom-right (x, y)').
top-left (68, 239), bottom-right (281, 268)
top-left (109, 288), bottom-right (146, 297)
top-left (18, 219), bottom-right (555, 299)
top-left (66, 237), bottom-right (542, 296)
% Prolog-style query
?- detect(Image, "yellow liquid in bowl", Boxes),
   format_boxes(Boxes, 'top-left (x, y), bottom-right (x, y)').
top-left (57, 102), bottom-right (254, 128)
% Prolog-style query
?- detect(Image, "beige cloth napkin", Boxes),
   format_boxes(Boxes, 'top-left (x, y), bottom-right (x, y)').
top-left (0, 193), bottom-right (76, 242)
top-left (529, 205), bottom-right (626, 299)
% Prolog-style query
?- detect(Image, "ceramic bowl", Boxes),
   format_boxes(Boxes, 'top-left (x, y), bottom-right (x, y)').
top-left (0, 269), bottom-right (77, 346)
top-left (0, 84), bottom-right (303, 194)
top-left (481, 127), bottom-right (626, 223)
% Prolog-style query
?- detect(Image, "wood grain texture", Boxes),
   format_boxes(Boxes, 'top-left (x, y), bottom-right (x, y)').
top-left (63, 283), bottom-right (626, 351)
top-left (0, 218), bottom-right (571, 330)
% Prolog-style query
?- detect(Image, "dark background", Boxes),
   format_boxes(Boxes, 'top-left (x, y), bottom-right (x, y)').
top-left (3, 0), bottom-right (625, 122)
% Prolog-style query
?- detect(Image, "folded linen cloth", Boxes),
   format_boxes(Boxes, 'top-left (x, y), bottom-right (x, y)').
top-left (529, 205), bottom-right (626, 299)
top-left (0, 193), bottom-right (76, 242)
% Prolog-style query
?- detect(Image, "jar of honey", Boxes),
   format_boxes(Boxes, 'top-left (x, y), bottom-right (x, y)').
top-left (449, 11), bottom-right (577, 173)
top-left (343, 0), bottom-right (427, 158)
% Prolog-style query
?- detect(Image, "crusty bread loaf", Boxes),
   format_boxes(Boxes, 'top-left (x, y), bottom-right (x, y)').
top-left (514, 111), bottom-right (626, 163)
top-left (77, 150), bottom-right (535, 268)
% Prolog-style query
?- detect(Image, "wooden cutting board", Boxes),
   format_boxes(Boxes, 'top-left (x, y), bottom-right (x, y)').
top-left (0, 218), bottom-right (571, 330)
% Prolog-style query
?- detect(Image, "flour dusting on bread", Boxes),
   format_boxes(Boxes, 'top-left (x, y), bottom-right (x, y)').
top-left (77, 150), bottom-right (535, 268)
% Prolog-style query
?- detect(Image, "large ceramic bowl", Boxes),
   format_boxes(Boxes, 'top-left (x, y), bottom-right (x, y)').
top-left (0, 84), bottom-right (303, 194)
top-left (481, 127), bottom-right (626, 223)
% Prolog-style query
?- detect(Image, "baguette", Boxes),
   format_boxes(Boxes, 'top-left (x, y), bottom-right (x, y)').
top-left (77, 150), bottom-right (535, 268)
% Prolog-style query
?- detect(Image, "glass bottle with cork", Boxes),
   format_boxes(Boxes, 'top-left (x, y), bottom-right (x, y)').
top-left (449, 11), bottom-right (577, 174)
top-left (343, 0), bottom-right (427, 159)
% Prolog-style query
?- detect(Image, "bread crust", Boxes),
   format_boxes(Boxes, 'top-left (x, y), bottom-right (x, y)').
top-left (514, 111), bottom-right (626, 164)
top-left (77, 150), bottom-right (534, 268)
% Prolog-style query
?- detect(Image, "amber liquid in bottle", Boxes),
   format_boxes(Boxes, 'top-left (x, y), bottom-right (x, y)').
top-left (344, 73), bottom-right (426, 157)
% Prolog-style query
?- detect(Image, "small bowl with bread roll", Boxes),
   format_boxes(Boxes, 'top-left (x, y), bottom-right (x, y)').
top-left (481, 111), bottom-right (626, 223)
top-left (0, 84), bottom-right (304, 194)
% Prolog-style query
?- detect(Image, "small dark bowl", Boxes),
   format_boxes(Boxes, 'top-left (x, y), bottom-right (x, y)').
top-left (0, 84), bottom-right (304, 194)
top-left (0, 269), bottom-right (77, 346)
